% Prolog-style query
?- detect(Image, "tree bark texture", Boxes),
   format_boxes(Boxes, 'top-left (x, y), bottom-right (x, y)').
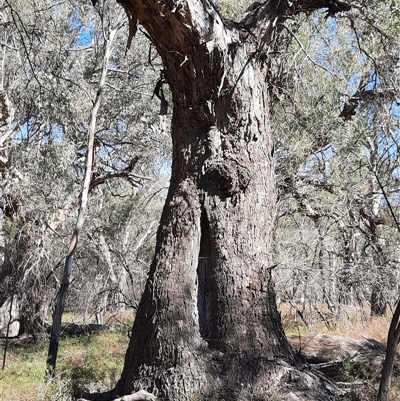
top-left (106, 1), bottom-right (350, 400)
top-left (378, 299), bottom-right (400, 401)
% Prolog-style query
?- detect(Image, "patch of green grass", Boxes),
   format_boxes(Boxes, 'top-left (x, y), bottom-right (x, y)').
top-left (0, 341), bottom-right (48, 401)
top-left (0, 330), bottom-right (129, 401)
top-left (57, 332), bottom-right (125, 397)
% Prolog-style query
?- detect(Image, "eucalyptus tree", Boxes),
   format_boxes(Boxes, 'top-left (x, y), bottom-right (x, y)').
top-left (74, 0), bottom-right (400, 399)
top-left (0, 2), bottom-right (16, 304)
top-left (0, 0), bottom-right (51, 335)
top-left (67, 177), bottom-right (166, 323)
top-left (0, 0), bottom-right (166, 341)
top-left (47, 5), bottom-right (129, 375)
top-left (337, 0), bottom-right (400, 316)
top-left (78, 1), bottom-right (379, 400)
top-left (272, 1), bottom-right (400, 320)
top-left (272, 16), bottom-right (356, 316)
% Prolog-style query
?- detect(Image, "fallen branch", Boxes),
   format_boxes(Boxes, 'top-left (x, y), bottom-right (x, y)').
top-left (77, 390), bottom-right (155, 401)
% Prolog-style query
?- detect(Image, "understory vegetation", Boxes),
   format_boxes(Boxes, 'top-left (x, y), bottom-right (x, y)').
top-left (0, 308), bottom-right (397, 401)
top-left (1, 314), bottom-right (133, 401)
top-left (0, 310), bottom-right (400, 401)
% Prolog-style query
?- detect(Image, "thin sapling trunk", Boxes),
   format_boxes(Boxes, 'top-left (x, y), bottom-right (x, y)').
top-left (46, 17), bottom-right (123, 376)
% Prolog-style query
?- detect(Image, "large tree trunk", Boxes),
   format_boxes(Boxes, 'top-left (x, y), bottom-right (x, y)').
top-left (116, 36), bottom-right (298, 400)
top-left (92, 1), bottom-right (349, 400)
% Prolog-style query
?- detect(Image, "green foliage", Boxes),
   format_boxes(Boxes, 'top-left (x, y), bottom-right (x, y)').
top-left (0, 0), bottom-right (168, 337)
top-left (216, 0), bottom-right (252, 20)
top-left (272, 2), bottom-right (400, 314)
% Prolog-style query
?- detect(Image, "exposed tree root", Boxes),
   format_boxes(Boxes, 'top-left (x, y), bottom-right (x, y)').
top-left (80, 357), bottom-right (347, 401)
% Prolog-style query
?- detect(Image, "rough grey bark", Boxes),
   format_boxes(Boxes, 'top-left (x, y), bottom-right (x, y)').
top-left (89, 1), bottom-right (352, 400)
top-left (373, 165), bottom-right (400, 401)
top-left (378, 299), bottom-right (400, 401)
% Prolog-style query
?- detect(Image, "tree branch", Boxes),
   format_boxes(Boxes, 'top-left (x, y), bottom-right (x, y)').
top-left (291, 0), bottom-right (351, 17)
top-left (241, 0), bottom-right (351, 32)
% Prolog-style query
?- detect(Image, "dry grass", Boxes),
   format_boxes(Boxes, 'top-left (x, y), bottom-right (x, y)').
top-left (279, 303), bottom-right (400, 400)
top-left (279, 302), bottom-right (391, 343)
